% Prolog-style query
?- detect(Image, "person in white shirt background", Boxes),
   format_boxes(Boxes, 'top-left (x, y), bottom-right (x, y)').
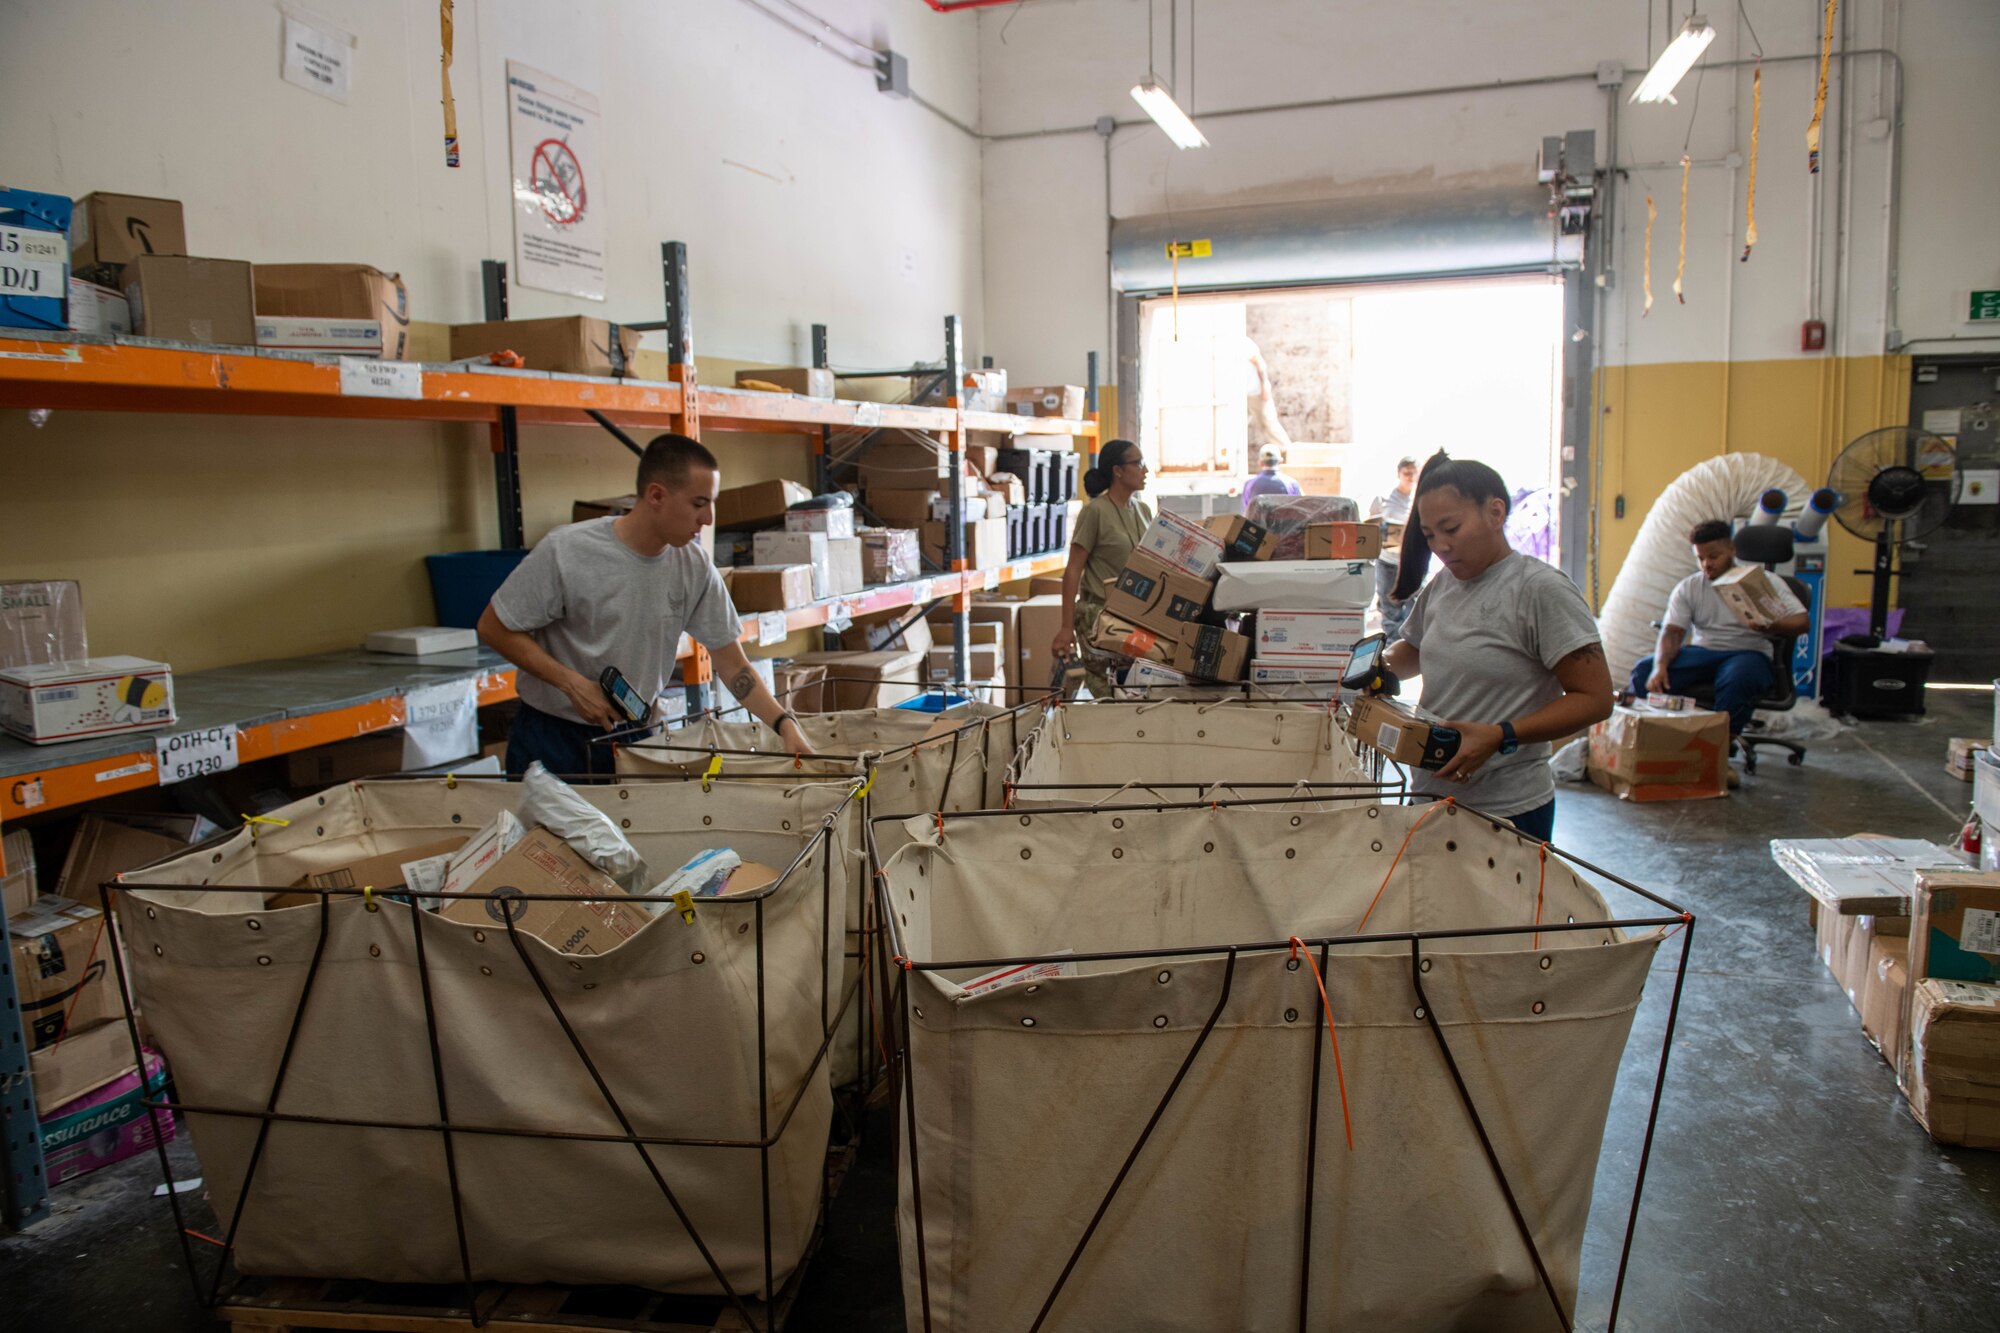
top-left (1367, 456), bottom-right (1419, 638)
top-left (1629, 519), bottom-right (1810, 742)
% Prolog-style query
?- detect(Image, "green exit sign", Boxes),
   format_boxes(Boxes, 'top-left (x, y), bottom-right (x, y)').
top-left (1972, 290), bottom-right (2000, 322)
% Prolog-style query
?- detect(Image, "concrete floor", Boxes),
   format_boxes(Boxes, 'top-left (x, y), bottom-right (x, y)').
top-left (6, 691), bottom-right (1998, 1331)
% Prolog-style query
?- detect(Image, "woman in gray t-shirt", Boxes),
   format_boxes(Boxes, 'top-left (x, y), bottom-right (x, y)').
top-left (1382, 454), bottom-right (1614, 843)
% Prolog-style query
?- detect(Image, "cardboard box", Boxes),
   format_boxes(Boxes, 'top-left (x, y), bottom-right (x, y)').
top-left (255, 316), bottom-right (384, 356)
top-left (440, 828), bottom-right (644, 955)
top-left (1121, 660), bottom-right (1195, 692)
top-left (1711, 563), bottom-right (1794, 630)
top-left (1004, 384), bottom-right (1085, 419)
top-left (1214, 560), bottom-right (1374, 613)
top-left (728, 565), bottom-right (815, 614)
top-left (1907, 978), bottom-right (2000, 1148)
top-left (1948, 738), bottom-right (1990, 782)
top-left (1288, 465), bottom-right (1343, 497)
top-left (39, 1046), bottom-right (173, 1180)
top-left (69, 192), bottom-right (186, 271)
top-left (0, 186), bottom-right (71, 331)
top-left (921, 518), bottom-right (1007, 571)
top-left (1103, 554), bottom-right (1220, 640)
top-left (0, 656), bottom-right (174, 744)
top-left (54, 814), bottom-right (206, 904)
top-left (985, 473), bottom-right (1027, 508)
top-left (852, 605), bottom-right (932, 655)
top-left (753, 530), bottom-right (831, 597)
top-left (1137, 510), bottom-right (1226, 580)
top-left (293, 837), bottom-right (470, 900)
top-left (825, 536), bottom-right (865, 597)
top-left (4, 828), bottom-right (35, 920)
top-left (864, 488), bottom-right (944, 530)
top-left (122, 254), bottom-right (255, 345)
top-left (784, 649), bottom-right (926, 709)
top-left (30, 1019), bottom-right (141, 1120)
top-left (860, 529), bottom-right (920, 585)
top-left (67, 277), bottom-right (131, 335)
top-left (1644, 692), bottom-right (1698, 712)
top-left (1015, 596), bottom-right (1068, 695)
top-left (927, 644), bottom-right (1005, 684)
top-left (1586, 705), bottom-right (1729, 802)
top-left (1174, 623), bottom-right (1250, 683)
top-left (734, 366), bottom-right (834, 398)
top-left (1345, 694), bottom-right (1458, 769)
top-left (254, 263), bottom-right (409, 358)
top-left (282, 732), bottom-right (405, 788)
top-left (1911, 871), bottom-right (2000, 985)
top-left (1, 580), bottom-right (88, 670)
top-left (858, 436), bottom-right (949, 490)
top-left (11, 896), bottom-right (123, 1052)
top-left (773, 663), bottom-right (830, 714)
top-left (1088, 612), bottom-right (1178, 667)
top-left (573, 494), bottom-right (635, 524)
top-left (1306, 522), bottom-right (1383, 560)
top-left (450, 316), bottom-right (639, 377)
top-left (1248, 655), bottom-right (1350, 684)
top-left (1253, 609), bottom-right (1367, 657)
top-left (785, 507), bottom-right (856, 540)
top-left (1860, 935), bottom-right (1912, 1077)
top-left (717, 479), bottom-right (812, 532)
top-left (1202, 515), bottom-right (1278, 563)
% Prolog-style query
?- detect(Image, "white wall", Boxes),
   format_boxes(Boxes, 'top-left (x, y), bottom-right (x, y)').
top-left (0, 0), bottom-right (985, 368)
top-left (974, 0), bottom-right (2000, 382)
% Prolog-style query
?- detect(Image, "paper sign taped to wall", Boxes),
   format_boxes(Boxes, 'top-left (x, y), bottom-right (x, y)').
top-left (402, 679), bottom-right (478, 770)
top-left (506, 61), bottom-right (606, 301)
top-left (281, 11), bottom-right (354, 103)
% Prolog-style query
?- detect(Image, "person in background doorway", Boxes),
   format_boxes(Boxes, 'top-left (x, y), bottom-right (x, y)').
top-left (1052, 439), bottom-right (1153, 699)
top-left (478, 433), bottom-right (813, 776)
top-left (1244, 336), bottom-right (1294, 453)
top-left (1240, 444), bottom-right (1303, 512)
top-left (1630, 520), bottom-right (1808, 742)
top-left (1368, 455), bottom-right (1420, 639)
top-left (1382, 452), bottom-right (1613, 843)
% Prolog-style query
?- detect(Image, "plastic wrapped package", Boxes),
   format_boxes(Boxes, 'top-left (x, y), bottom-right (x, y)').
top-left (1246, 494), bottom-right (1360, 561)
top-left (516, 762), bottom-right (648, 890)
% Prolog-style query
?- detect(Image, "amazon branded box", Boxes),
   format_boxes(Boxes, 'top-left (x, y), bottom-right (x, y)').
top-left (1306, 522), bottom-right (1383, 561)
top-left (1586, 704), bottom-right (1728, 802)
top-left (1087, 612), bottom-right (1178, 667)
top-left (70, 192), bottom-right (186, 272)
top-left (1202, 515), bottom-right (1278, 563)
top-left (122, 255), bottom-right (255, 346)
top-left (1173, 622), bottom-right (1250, 683)
top-left (11, 896), bottom-right (123, 1053)
top-left (1103, 553), bottom-right (1220, 640)
top-left (449, 316), bottom-right (639, 377)
top-left (254, 264), bottom-right (409, 358)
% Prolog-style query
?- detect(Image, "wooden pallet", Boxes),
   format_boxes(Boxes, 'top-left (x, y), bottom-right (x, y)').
top-left (213, 1146), bottom-right (850, 1333)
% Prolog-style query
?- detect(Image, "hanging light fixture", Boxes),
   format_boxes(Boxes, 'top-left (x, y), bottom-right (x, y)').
top-left (1630, 14), bottom-right (1716, 104)
top-left (1131, 77), bottom-right (1207, 149)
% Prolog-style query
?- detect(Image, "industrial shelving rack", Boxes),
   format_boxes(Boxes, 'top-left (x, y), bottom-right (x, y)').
top-left (0, 240), bottom-right (1097, 1228)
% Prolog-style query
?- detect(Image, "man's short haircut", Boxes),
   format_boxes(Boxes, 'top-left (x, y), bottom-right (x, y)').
top-left (1688, 519), bottom-right (1733, 546)
top-left (1396, 455), bottom-right (1418, 471)
top-left (637, 433), bottom-right (719, 495)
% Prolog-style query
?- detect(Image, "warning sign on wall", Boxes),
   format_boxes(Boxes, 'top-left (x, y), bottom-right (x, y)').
top-left (506, 61), bottom-right (605, 301)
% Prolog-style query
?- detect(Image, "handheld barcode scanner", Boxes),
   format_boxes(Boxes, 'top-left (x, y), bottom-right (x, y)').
top-left (598, 666), bottom-right (650, 727)
top-left (1340, 633), bottom-right (1398, 697)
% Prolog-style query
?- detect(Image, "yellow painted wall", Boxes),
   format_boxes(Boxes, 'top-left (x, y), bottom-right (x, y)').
top-left (1589, 354), bottom-right (1909, 611)
top-left (0, 350), bottom-right (811, 673)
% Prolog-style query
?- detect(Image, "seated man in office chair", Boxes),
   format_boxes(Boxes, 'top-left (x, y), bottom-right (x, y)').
top-left (1630, 520), bottom-right (1810, 749)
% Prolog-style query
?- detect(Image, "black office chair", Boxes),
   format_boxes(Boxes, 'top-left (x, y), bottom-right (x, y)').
top-left (1692, 524), bottom-right (1807, 773)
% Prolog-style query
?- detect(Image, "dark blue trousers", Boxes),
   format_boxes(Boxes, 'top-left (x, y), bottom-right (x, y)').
top-left (1630, 645), bottom-right (1774, 736)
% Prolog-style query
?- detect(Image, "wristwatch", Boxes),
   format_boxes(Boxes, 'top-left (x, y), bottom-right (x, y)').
top-left (1498, 721), bottom-right (1519, 755)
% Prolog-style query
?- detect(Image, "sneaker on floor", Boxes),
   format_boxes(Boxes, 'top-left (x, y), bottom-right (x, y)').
top-left (1726, 763), bottom-right (1742, 789)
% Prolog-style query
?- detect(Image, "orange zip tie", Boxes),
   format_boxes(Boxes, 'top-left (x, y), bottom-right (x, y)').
top-left (1289, 937), bottom-right (1354, 1152)
top-left (1356, 798), bottom-right (1452, 933)
top-left (1532, 843), bottom-right (1551, 950)
top-left (1663, 911), bottom-right (1694, 940)
top-left (892, 955), bottom-right (913, 971)
top-left (185, 1228), bottom-right (227, 1248)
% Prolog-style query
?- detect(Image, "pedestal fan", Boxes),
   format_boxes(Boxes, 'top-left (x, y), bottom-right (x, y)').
top-left (1828, 425), bottom-right (1962, 644)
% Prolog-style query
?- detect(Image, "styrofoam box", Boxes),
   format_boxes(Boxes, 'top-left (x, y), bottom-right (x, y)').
top-left (0, 656), bottom-right (175, 744)
top-left (366, 626), bottom-right (479, 656)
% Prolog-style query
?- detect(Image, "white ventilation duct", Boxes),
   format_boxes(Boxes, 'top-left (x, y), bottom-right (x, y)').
top-left (1598, 453), bottom-right (1809, 683)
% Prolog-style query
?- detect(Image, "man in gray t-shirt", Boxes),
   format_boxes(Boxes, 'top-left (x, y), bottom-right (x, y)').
top-left (479, 433), bottom-right (811, 775)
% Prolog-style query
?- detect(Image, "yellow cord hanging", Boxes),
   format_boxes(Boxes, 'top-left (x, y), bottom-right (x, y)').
top-left (1806, 0), bottom-right (1837, 173)
top-left (1642, 195), bottom-right (1656, 317)
top-left (1169, 243), bottom-right (1181, 342)
top-left (1742, 62), bottom-right (1761, 261)
top-left (1674, 154), bottom-right (1690, 305)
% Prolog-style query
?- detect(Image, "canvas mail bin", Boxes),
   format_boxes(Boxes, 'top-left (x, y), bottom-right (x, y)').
top-left (113, 776), bottom-right (853, 1298)
top-left (876, 800), bottom-right (1674, 1332)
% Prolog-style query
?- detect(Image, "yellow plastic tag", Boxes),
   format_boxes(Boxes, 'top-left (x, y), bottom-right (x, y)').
top-left (702, 754), bottom-right (724, 792)
top-left (856, 767), bottom-right (876, 800)
top-left (242, 813), bottom-right (291, 843)
top-left (671, 888), bottom-right (696, 924)
top-left (1163, 239), bottom-right (1212, 259)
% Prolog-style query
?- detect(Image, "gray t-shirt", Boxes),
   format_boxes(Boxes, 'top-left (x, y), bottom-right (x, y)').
top-left (1664, 567), bottom-right (1804, 658)
top-left (1370, 488), bottom-right (1414, 565)
top-left (1401, 552), bottom-right (1602, 817)
top-left (490, 518), bottom-right (741, 724)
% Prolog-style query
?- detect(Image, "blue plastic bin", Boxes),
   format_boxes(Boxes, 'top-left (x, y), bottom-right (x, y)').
top-left (425, 550), bottom-right (531, 629)
top-left (894, 690), bottom-right (972, 713)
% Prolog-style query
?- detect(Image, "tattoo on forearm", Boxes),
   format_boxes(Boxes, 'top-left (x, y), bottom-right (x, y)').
top-left (729, 669), bottom-right (756, 699)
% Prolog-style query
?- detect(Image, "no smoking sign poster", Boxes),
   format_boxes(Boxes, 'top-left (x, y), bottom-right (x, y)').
top-left (506, 62), bottom-right (605, 300)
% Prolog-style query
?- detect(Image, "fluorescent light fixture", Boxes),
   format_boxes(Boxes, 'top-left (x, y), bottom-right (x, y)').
top-left (1630, 15), bottom-right (1716, 104)
top-left (1131, 77), bottom-right (1208, 149)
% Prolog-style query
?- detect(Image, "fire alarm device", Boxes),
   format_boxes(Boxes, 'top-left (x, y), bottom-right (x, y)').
top-left (1801, 320), bottom-right (1827, 352)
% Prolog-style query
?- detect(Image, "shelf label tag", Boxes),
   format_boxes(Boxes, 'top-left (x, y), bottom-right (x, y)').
top-left (339, 359), bottom-right (423, 400)
top-left (156, 726), bottom-right (239, 785)
top-left (853, 402), bottom-right (883, 428)
top-left (757, 611), bottom-right (787, 646)
top-left (910, 579), bottom-right (934, 604)
top-left (0, 226), bottom-right (68, 301)
top-left (402, 679), bottom-right (478, 769)
top-left (982, 567), bottom-right (1000, 590)
top-left (1009, 563), bottom-right (1032, 583)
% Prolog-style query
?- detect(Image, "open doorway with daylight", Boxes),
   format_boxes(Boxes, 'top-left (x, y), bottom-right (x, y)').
top-left (1138, 274), bottom-right (1568, 565)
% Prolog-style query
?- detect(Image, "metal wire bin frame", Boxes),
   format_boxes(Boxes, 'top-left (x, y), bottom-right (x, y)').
top-left (867, 794), bottom-right (1694, 1333)
top-left (100, 772), bottom-right (867, 1333)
